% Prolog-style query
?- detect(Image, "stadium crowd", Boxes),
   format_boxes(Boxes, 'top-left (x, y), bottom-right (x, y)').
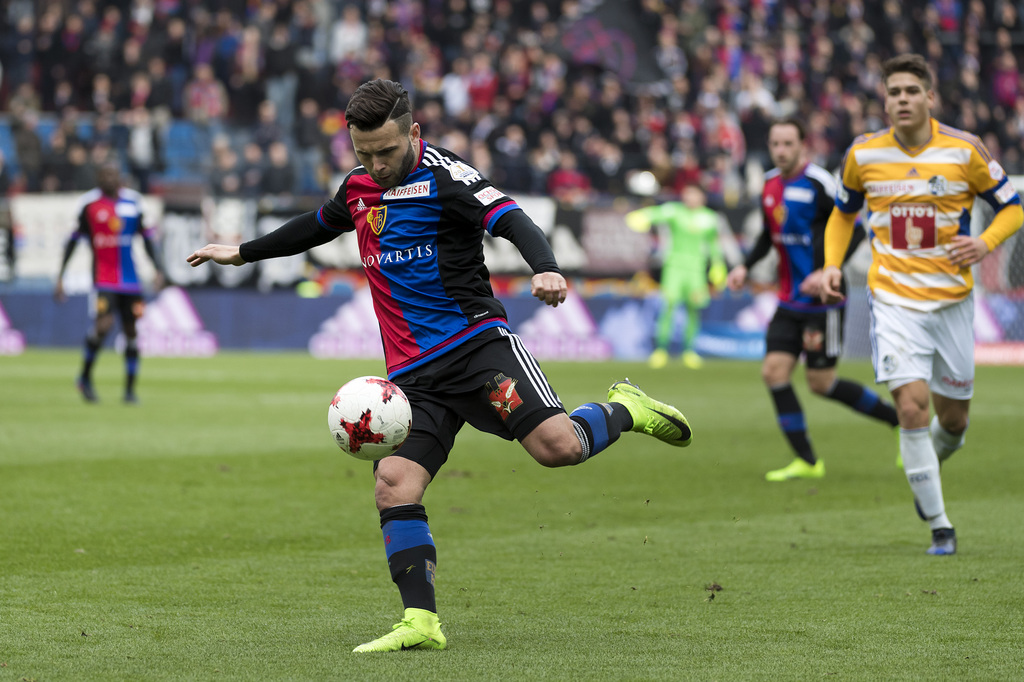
top-left (1, 0), bottom-right (1023, 207)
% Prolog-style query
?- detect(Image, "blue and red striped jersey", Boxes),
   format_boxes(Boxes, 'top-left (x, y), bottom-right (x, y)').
top-left (67, 188), bottom-right (153, 294)
top-left (316, 140), bottom-right (526, 377)
top-left (759, 163), bottom-right (840, 311)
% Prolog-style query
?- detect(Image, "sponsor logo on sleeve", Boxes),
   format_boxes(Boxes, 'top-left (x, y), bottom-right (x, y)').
top-left (995, 182), bottom-right (1018, 205)
top-left (473, 186), bottom-right (505, 205)
top-left (448, 161), bottom-right (480, 183)
top-left (988, 161), bottom-right (1006, 181)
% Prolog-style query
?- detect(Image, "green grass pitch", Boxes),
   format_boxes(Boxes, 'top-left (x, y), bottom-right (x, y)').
top-left (1, 350), bottom-right (1022, 681)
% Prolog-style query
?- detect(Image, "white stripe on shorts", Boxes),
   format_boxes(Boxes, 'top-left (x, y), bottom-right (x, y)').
top-left (825, 308), bottom-right (841, 358)
top-left (498, 328), bottom-right (562, 409)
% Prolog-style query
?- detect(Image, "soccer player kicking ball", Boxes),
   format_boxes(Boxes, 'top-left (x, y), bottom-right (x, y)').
top-left (727, 118), bottom-right (899, 482)
top-left (822, 54), bottom-right (1023, 555)
top-left (187, 79), bottom-right (692, 651)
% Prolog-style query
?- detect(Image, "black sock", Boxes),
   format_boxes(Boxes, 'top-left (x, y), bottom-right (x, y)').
top-left (125, 338), bottom-right (139, 394)
top-left (82, 332), bottom-right (102, 380)
top-left (770, 384), bottom-right (815, 464)
top-left (380, 504), bottom-right (436, 613)
top-left (826, 379), bottom-right (899, 427)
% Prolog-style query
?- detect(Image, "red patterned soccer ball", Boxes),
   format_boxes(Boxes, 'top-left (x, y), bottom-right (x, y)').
top-left (327, 376), bottom-right (412, 461)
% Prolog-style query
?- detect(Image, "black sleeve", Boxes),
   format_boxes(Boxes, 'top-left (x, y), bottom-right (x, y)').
top-left (843, 221), bottom-right (865, 264)
top-left (58, 208), bottom-right (88, 276)
top-left (142, 232), bottom-right (166, 275)
top-left (742, 225), bottom-right (773, 270)
top-left (810, 176), bottom-right (837, 269)
top-left (238, 210), bottom-right (337, 262)
top-left (489, 208), bottom-right (561, 275)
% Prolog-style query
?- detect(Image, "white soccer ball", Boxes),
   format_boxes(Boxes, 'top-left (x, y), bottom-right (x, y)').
top-left (327, 376), bottom-right (412, 461)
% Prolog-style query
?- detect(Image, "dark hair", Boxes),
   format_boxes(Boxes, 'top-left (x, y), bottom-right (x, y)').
top-left (769, 117), bottom-right (806, 141)
top-left (882, 53), bottom-right (933, 91)
top-left (345, 79), bottom-right (413, 133)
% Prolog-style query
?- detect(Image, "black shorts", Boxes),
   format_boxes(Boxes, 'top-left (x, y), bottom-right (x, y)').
top-left (380, 327), bottom-right (566, 479)
top-left (765, 305), bottom-right (845, 369)
top-left (92, 291), bottom-right (145, 333)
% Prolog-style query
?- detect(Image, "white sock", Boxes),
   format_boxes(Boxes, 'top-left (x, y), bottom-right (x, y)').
top-left (930, 415), bottom-right (966, 462)
top-left (900, 427), bottom-right (951, 528)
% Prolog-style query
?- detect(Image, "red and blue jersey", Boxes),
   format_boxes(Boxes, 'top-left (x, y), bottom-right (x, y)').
top-left (67, 188), bottom-right (153, 294)
top-left (315, 140), bottom-right (525, 377)
top-left (757, 163), bottom-right (842, 311)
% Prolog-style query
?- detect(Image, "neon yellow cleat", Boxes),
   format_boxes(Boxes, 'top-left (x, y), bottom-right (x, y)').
top-left (608, 379), bottom-right (692, 447)
top-left (352, 608), bottom-right (447, 653)
top-left (648, 348), bottom-right (669, 369)
top-left (682, 350), bottom-right (704, 369)
top-left (765, 458), bottom-right (825, 481)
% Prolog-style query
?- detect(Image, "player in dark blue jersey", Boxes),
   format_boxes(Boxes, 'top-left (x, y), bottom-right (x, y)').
top-left (55, 163), bottom-right (165, 404)
top-left (726, 118), bottom-right (898, 481)
top-left (187, 79), bottom-right (693, 653)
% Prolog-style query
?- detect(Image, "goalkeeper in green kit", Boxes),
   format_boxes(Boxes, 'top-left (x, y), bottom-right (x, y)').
top-left (626, 185), bottom-right (727, 369)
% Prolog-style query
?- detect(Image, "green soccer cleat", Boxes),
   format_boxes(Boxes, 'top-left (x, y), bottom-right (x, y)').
top-left (352, 608), bottom-right (447, 653)
top-left (607, 379), bottom-right (692, 447)
top-left (765, 457), bottom-right (825, 482)
top-left (681, 350), bottom-right (704, 370)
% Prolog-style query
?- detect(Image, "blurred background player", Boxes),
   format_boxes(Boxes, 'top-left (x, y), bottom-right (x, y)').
top-left (54, 163), bottom-right (165, 403)
top-left (822, 54), bottom-right (1023, 555)
top-left (626, 184), bottom-right (726, 369)
top-left (728, 118), bottom-right (898, 482)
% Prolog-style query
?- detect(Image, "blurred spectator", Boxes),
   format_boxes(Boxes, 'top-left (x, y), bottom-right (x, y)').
top-left (240, 143), bottom-right (266, 198)
top-left (265, 22), bottom-right (299, 134)
top-left (210, 144), bottom-right (244, 198)
top-left (261, 141), bottom-right (296, 197)
top-left (11, 108), bottom-right (44, 191)
top-left (253, 100), bottom-right (286, 151)
top-left (293, 98), bottom-right (328, 195)
top-left (547, 150), bottom-right (594, 208)
top-left (124, 106), bottom-right (164, 194)
top-left (183, 63), bottom-right (229, 134)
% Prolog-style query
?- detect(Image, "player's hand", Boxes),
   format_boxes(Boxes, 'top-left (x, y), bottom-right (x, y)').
top-left (186, 244), bottom-right (245, 267)
top-left (820, 265), bottom-right (844, 304)
top-left (54, 280), bottom-right (66, 303)
top-left (531, 272), bottom-right (568, 308)
top-left (946, 235), bottom-right (990, 268)
top-left (799, 269), bottom-right (823, 297)
top-left (725, 265), bottom-right (747, 292)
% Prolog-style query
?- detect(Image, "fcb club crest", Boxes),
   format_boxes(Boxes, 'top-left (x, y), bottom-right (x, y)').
top-left (487, 373), bottom-right (524, 421)
top-left (367, 205), bottom-right (387, 235)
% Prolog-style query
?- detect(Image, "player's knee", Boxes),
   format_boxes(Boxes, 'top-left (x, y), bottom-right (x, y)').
top-left (806, 374), bottom-right (832, 396)
top-left (529, 433), bottom-right (582, 468)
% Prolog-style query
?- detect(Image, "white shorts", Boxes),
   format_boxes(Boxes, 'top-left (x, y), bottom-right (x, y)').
top-left (869, 293), bottom-right (974, 400)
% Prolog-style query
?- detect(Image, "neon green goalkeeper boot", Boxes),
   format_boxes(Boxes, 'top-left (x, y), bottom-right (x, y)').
top-left (765, 458), bottom-right (825, 482)
top-left (608, 379), bottom-right (692, 447)
top-left (352, 608), bottom-right (447, 653)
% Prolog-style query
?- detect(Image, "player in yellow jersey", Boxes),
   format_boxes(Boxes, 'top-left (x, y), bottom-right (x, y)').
top-left (821, 54), bottom-right (1023, 555)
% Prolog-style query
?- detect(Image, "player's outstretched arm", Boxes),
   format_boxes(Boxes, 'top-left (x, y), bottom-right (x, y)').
top-left (187, 244), bottom-right (245, 267)
top-left (531, 271), bottom-right (568, 308)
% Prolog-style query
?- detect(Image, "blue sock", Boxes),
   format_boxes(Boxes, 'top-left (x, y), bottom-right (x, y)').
top-left (380, 504), bottom-right (437, 613)
top-left (569, 402), bottom-right (631, 462)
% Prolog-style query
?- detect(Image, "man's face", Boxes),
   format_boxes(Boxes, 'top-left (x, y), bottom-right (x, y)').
top-left (349, 120), bottom-right (420, 189)
top-left (767, 123), bottom-right (803, 176)
top-left (884, 72), bottom-right (934, 138)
